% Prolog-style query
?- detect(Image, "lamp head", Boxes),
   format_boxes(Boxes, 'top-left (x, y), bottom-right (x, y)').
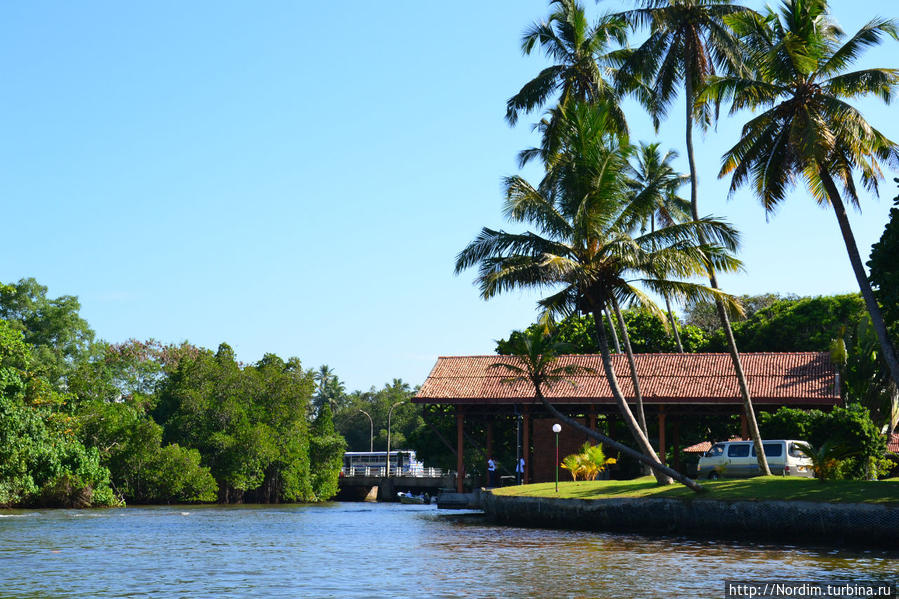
top-left (552, 423), bottom-right (562, 433)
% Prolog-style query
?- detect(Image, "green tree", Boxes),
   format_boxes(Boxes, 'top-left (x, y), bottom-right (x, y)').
top-left (706, 0), bottom-right (899, 390)
top-left (0, 319), bottom-right (115, 507)
top-left (309, 405), bottom-right (346, 501)
top-left (456, 103), bottom-right (741, 483)
top-left (505, 0), bottom-right (629, 137)
top-left (0, 278), bottom-right (95, 387)
top-left (868, 181), bottom-right (899, 342)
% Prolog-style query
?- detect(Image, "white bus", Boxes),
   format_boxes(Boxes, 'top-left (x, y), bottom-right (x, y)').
top-left (342, 450), bottom-right (424, 477)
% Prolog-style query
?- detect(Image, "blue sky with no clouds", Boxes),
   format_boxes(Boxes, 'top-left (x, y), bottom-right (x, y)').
top-left (1, 1), bottom-right (898, 391)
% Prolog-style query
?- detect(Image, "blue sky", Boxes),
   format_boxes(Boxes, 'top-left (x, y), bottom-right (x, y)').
top-left (1, 1), bottom-right (897, 392)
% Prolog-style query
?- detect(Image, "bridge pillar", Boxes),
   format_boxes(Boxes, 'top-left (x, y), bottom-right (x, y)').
top-left (377, 478), bottom-right (395, 502)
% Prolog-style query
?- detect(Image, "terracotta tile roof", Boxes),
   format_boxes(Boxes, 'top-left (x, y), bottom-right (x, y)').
top-left (888, 433), bottom-right (899, 454)
top-left (414, 352), bottom-right (839, 406)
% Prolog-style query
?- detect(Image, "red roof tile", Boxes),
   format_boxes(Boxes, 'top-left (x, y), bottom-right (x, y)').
top-left (414, 352), bottom-right (839, 406)
top-left (888, 433), bottom-right (899, 454)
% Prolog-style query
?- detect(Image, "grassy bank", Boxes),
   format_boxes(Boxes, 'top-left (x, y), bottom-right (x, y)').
top-left (491, 476), bottom-right (899, 505)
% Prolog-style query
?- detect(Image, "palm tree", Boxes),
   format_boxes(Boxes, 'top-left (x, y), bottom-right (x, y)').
top-left (456, 103), bottom-right (741, 485)
top-left (506, 0), bottom-right (630, 143)
top-left (616, 0), bottom-right (771, 475)
top-left (706, 0), bottom-right (899, 390)
top-left (490, 327), bottom-right (704, 491)
top-left (627, 142), bottom-right (693, 352)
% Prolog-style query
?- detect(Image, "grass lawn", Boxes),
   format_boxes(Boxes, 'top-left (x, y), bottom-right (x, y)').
top-left (491, 476), bottom-right (899, 505)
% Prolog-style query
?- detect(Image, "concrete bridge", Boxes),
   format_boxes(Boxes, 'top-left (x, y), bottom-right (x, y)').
top-left (336, 468), bottom-right (456, 502)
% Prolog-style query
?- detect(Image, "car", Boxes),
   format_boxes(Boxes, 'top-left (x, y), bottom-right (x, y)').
top-left (697, 439), bottom-right (814, 479)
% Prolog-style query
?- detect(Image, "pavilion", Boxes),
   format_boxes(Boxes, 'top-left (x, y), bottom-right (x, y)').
top-left (413, 352), bottom-right (840, 491)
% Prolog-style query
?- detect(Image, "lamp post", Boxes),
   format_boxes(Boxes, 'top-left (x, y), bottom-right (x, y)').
top-left (357, 409), bottom-right (373, 452)
top-left (385, 400), bottom-right (405, 477)
top-left (552, 423), bottom-right (562, 493)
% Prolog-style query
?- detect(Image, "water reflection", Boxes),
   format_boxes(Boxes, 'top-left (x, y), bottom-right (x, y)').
top-left (0, 503), bottom-right (894, 598)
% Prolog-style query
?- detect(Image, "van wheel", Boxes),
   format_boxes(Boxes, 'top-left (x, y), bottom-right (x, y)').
top-left (708, 472), bottom-right (720, 480)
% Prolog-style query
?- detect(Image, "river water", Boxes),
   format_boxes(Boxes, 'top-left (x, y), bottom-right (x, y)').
top-left (1, 502), bottom-right (895, 598)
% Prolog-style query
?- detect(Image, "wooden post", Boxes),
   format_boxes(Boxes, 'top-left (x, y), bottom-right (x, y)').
top-left (588, 405), bottom-right (596, 431)
top-left (456, 407), bottom-right (465, 493)
top-left (658, 406), bottom-right (667, 465)
top-left (740, 413), bottom-right (749, 440)
top-left (486, 418), bottom-right (494, 461)
top-left (673, 417), bottom-right (681, 472)
top-left (522, 406), bottom-right (530, 484)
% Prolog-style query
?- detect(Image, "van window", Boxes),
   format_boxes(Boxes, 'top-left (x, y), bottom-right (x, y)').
top-left (705, 443), bottom-right (725, 457)
top-left (789, 443), bottom-right (808, 458)
top-left (727, 444), bottom-right (750, 457)
top-left (750, 442), bottom-right (784, 457)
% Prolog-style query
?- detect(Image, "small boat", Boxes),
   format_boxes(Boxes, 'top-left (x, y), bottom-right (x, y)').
top-left (398, 492), bottom-right (430, 505)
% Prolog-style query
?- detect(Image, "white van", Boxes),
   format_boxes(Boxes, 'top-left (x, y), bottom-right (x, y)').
top-left (697, 440), bottom-right (813, 479)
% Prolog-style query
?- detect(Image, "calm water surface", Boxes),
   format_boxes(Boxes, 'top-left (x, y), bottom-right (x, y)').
top-left (0, 502), bottom-right (895, 598)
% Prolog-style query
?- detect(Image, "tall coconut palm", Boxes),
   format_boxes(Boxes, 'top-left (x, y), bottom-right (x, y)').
top-left (626, 142), bottom-right (693, 352)
top-left (506, 0), bottom-right (630, 145)
top-left (616, 0), bottom-right (771, 475)
top-left (456, 103), bottom-right (742, 484)
top-left (489, 327), bottom-right (704, 491)
top-left (705, 0), bottom-right (899, 390)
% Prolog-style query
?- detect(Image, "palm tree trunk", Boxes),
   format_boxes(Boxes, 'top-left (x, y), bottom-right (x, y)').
top-left (611, 296), bottom-right (648, 436)
top-left (665, 294), bottom-right (685, 353)
top-left (605, 309), bottom-right (621, 353)
top-left (820, 169), bottom-right (899, 389)
top-left (685, 81), bottom-right (771, 476)
top-left (533, 388), bottom-right (703, 492)
top-left (588, 302), bottom-right (673, 485)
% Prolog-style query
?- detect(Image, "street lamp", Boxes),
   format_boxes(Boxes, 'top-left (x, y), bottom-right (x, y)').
top-left (385, 401), bottom-right (405, 477)
top-left (552, 423), bottom-right (562, 493)
top-left (357, 409), bottom-right (373, 452)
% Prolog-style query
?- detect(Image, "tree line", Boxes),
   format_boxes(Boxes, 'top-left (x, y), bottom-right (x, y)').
top-left (0, 278), bottom-right (346, 507)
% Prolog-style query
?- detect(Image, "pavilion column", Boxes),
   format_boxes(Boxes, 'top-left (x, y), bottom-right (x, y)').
top-left (740, 413), bottom-right (749, 440)
top-left (456, 407), bottom-right (465, 493)
top-left (588, 405), bottom-right (596, 431)
top-left (658, 406), bottom-right (667, 465)
top-left (522, 406), bottom-right (530, 484)
top-left (673, 417), bottom-right (681, 472)
top-left (486, 418), bottom-right (494, 461)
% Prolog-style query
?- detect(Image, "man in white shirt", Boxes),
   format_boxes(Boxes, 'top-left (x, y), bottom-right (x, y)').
top-left (487, 456), bottom-right (497, 488)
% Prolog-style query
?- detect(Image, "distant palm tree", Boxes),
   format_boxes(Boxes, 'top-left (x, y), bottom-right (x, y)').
top-left (626, 142), bottom-right (692, 352)
top-left (615, 0), bottom-right (771, 476)
top-left (506, 0), bottom-right (630, 144)
top-left (456, 103), bottom-right (741, 483)
top-left (490, 327), bottom-right (704, 491)
top-left (706, 0), bottom-right (899, 390)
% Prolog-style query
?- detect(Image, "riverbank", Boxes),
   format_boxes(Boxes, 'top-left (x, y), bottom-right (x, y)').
top-left (485, 477), bottom-right (899, 546)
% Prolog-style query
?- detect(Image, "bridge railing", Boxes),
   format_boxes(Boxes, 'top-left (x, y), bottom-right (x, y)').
top-left (340, 466), bottom-right (448, 478)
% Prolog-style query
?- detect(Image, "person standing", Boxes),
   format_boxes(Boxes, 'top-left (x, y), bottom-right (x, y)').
top-left (487, 456), bottom-right (497, 488)
top-left (516, 457), bottom-right (525, 485)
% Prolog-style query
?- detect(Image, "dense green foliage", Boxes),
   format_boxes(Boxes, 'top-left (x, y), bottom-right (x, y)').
top-left (759, 404), bottom-right (887, 479)
top-left (868, 185), bottom-right (899, 343)
top-left (0, 280), bottom-right (349, 507)
top-left (0, 319), bottom-right (115, 507)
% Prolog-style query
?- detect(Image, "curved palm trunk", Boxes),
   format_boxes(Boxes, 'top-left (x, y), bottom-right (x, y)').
top-left (533, 387), bottom-right (703, 492)
top-left (611, 296), bottom-right (648, 436)
top-left (588, 302), bottom-right (674, 485)
top-left (685, 82), bottom-right (771, 476)
top-left (821, 170), bottom-right (899, 389)
top-left (605, 309), bottom-right (622, 353)
top-left (665, 295), bottom-right (685, 353)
